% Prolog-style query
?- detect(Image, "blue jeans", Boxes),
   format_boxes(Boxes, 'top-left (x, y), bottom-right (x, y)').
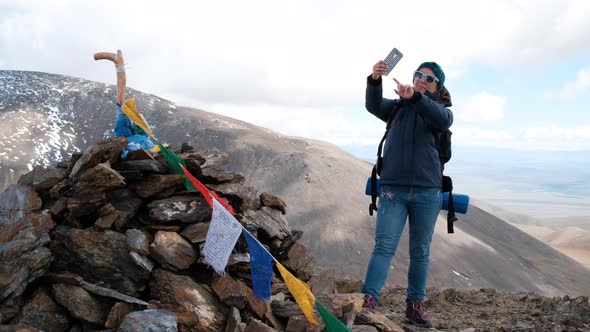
top-left (362, 185), bottom-right (442, 302)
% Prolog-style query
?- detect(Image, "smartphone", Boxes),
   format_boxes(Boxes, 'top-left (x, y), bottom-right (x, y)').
top-left (383, 48), bottom-right (403, 76)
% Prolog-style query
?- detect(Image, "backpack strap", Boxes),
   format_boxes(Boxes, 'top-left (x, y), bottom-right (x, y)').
top-left (442, 175), bottom-right (458, 233)
top-left (369, 164), bottom-right (378, 216)
top-left (447, 193), bottom-right (457, 233)
top-left (369, 102), bottom-right (403, 215)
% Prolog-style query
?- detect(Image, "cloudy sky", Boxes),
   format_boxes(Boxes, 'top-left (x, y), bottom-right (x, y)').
top-left (1, 0), bottom-right (590, 152)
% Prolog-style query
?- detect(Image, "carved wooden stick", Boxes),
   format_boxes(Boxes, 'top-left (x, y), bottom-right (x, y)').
top-left (94, 50), bottom-right (125, 104)
top-left (93, 52), bottom-right (117, 62)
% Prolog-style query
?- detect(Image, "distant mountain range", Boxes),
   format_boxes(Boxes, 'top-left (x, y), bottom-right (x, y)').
top-left (2, 70), bottom-right (589, 296)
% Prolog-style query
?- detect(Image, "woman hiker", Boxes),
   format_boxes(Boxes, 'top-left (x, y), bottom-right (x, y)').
top-left (362, 60), bottom-right (453, 328)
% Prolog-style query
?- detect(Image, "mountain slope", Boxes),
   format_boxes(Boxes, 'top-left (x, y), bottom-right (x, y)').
top-left (2, 70), bottom-right (589, 296)
top-left (513, 224), bottom-right (590, 269)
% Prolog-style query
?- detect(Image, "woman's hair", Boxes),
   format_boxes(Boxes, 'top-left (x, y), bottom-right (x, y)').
top-left (438, 86), bottom-right (452, 107)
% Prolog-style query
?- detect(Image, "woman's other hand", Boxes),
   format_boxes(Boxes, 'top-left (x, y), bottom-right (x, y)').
top-left (393, 78), bottom-right (415, 99)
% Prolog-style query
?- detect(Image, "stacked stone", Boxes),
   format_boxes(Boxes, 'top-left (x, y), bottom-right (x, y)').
top-left (0, 137), bottom-right (366, 332)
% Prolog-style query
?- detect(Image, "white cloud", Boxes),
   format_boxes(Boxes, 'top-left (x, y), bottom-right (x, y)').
top-left (453, 125), bottom-right (590, 150)
top-left (544, 66), bottom-right (590, 100)
top-left (201, 103), bottom-right (384, 146)
top-left (453, 91), bottom-right (506, 124)
top-left (198, 102), bottom-right (590, 151)
top-left (2, 0), bottom-right (590, 110)
top-left (1, 0), bottom-right (590, 152)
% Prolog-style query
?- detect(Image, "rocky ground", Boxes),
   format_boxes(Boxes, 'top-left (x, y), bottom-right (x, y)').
top-left (375, 287), bottom-right (590, 331)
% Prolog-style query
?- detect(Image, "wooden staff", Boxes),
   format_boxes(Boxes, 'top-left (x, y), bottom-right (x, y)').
top-left (94, 50), bottom-right (126, 105)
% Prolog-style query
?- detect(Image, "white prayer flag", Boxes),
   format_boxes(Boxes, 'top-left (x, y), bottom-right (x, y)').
top-left (203, 198), bottom-right (243, 274)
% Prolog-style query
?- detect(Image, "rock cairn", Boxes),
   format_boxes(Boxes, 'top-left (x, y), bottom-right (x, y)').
top-left (0, 137), bottom-right (368, 332)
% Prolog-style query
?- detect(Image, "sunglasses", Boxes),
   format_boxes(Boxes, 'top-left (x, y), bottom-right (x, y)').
top-left (413, 71), bottom-right (439, 84)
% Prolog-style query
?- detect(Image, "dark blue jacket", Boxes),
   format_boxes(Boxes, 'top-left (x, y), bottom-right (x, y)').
top-left (365, 75), bottom-right (453, 188)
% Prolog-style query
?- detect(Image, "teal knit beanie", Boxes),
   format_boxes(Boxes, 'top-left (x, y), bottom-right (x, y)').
top-left (417, 62), bottom-right (445, 91)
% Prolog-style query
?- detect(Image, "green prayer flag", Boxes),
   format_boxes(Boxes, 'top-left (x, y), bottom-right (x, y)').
top-left (157, 142), bottom-right (196, 191)
top-left (315, 300), bottom-right (351, 332)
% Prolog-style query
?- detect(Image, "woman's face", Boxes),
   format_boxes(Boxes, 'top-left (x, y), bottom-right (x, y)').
top-left (413, 67), bottom-right (439, 94)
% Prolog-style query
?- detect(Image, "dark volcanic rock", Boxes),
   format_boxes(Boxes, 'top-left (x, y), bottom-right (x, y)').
top-left (147, 194), bottom-right (211, 223)
top-left (134, 174), bottom-right (185, 198)
top-left (150, 269), bottom-right (227, 332)
top-left (260, 192), bottom-right (287, 215)
top-left (112, 159), bottom-right (170, 174)
top-left (68, 137), bottom-right (127, 180)
top-left (126, 229), bottom-right (150, 256)
top-left (13, 287), bottom-right (70, 332)
top-left (180, 222), bottom-right (210, 243)
top-left (49, 226), bottom-right (150, 296)
top-left (118, 309), bottom-right (177, 332)
top-left (149, 231), bottom-right (197, 271)
top-left (104, 302), bottom-right (133, 329)
top-left (18, 165), bottom-right (67, 192)
top-left (211, 274), bottom-right (267, 319)
top-left (241, 206), bottom-right (291, 241)
top-left (107, 188), bottom-right (143, 228)
top-left (51, 283), bottom-right (110, 326)
top-left (68, 162), bottom-right (126, 196)
top-left (0, 212), bottom-right (54, 303)
top-left (0, 184), bottom-right (42, 224)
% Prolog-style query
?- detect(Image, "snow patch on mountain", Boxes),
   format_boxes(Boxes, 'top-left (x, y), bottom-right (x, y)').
top-left (0, 70), bottom-right (170, 174)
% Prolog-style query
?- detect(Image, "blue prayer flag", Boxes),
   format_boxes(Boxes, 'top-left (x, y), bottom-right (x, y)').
top-left (244, 231), bottom-right (274, 301)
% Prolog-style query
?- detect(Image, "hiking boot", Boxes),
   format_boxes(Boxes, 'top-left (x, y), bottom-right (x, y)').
top-left (362, 294), bottom-right (376, 310)
top-left (405, 299), bottom-right (432, 328)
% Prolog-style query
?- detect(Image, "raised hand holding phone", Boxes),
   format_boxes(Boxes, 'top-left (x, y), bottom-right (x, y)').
top-left (372, 60), bottom-right (388, 80)
top-left (372, 47), bottom-right (403, 80)
top-left (383, 48), bottom-right (403, 75)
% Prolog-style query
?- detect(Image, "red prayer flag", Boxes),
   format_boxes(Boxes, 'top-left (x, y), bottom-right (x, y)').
top-left (180, 165), bottom-right (236, 216)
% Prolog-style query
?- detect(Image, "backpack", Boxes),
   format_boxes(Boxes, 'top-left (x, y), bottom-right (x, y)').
top-left (368, 101), bottom-right (458, 233)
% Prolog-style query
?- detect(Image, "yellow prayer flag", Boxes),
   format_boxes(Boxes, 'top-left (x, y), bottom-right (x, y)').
top-left (276, 262), bottom-right (318, 324)
top-left (121, 98), bottom-right (155, 138)
top-left (149, 143), bottom-right (168, 153)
